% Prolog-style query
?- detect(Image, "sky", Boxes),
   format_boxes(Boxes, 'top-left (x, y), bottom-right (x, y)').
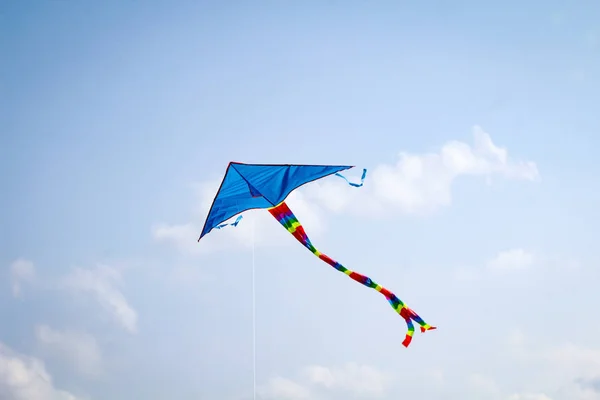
top-left (1, 0), bottom-right (600, 399)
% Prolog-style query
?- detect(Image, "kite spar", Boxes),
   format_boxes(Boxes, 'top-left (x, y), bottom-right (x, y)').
top-left (198, 162), bottom-right (436, 347)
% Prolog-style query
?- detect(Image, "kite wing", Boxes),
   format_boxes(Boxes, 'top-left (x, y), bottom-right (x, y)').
top-left (198, 162), bottom-right (353, 240)
top-left (198, 162), bottom-right (435, 347)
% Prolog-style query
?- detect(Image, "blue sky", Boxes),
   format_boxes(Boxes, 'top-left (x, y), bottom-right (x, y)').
top-left (2, 1), bottom-right (599, 399)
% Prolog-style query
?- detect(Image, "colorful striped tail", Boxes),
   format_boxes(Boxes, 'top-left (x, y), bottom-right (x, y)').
top-left (268, 201), bottom-right (436, 347)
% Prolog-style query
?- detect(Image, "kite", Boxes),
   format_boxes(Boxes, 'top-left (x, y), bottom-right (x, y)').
top-left (198, 162), bottom-right (436, 347)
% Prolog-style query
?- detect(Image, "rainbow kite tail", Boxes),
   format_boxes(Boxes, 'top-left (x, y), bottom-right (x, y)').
top-left (399, 306), bottom-right (436, 347)
top-left (376, 286), bottom-right (436, 347)
top-left (268, 201), bottom-right (436, 348)
top-left (402, 317), bottom-right (416, 347)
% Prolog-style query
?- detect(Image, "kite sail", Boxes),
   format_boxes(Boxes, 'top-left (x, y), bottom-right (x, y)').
top-left (198, 162), bottom-right (436, 347)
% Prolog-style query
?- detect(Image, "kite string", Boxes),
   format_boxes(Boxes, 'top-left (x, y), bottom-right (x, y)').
top-left (252, 216), bottom-right (256, 400)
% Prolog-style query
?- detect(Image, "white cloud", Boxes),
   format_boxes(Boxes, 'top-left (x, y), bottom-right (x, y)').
top-left (152, 221), bottom-right (201, 254)
top-left (467, 373), bottom-right (502, 399)
top-left (35, 325), bottom-right (102, 377)
top-left (502, 329), bottom-right (600, 400)
top-left (455, 248), bottom-right (536, 281)
top-left (547, 343), bottom-right (600, 381)
top-left (558, 385), bottom-right (600, 400)
top-left (487, 249), bottom-right (535, 272)
top-left (258, 376), bottom-right (312, 400)
top-left (61, 265), bottom-right (137, 334)
top-left (458, 335), bottom-right (600, 400)
top-left (306, 125), bottom-right (539, 217)
top-left (429, 368), bottom-right (445, 385)
top-left (167, 265), bottom-right (212, 288)
top-left (304, 363), bottom-right (390, 397)
top-left (259, 363), bottom-right (390, 400)
top-left (9, 259), bottom-right (36, 298)
top-left (507, 328), bottom-right (526, 347)
top-left (583, 378), bottom-right (600, 392)
top-left (507, 394), bottom-right (553, 400)
top-left (0, 342), bottom-right (81, 400)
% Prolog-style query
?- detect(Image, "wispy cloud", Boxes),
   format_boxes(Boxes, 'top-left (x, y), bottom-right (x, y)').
top-left (304, 363), bottom-right (391, 397)
top-left (61, 265), bottom-right (138, 334)
top-left (0, 342), bottom-right (82, 400)
top-left (507, 393), bottom-right (553, 400)
top-left (455, 248), bottom-right (536, 281)
top-left (487, 248), bottom-right (536, 272)
top-left (258, 376), bottom-right (312, 400)
top-left (259, 363), bottom-right (391, 399)
top-left (306, 125), bottom-right (539, 218)
top-left (35, 325), bottom-right (102, 377)
top-left (9, 259), bottom-right (36, 298)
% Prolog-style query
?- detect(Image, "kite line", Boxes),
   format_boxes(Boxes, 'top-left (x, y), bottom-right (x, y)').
top-left (251, 217), bottom-right (256, 400)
